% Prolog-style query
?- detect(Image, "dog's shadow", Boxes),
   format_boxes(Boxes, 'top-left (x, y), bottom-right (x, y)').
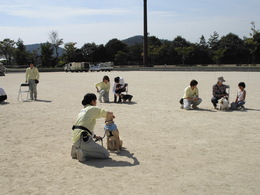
top-left (81, 148), bottom-right (140, 168)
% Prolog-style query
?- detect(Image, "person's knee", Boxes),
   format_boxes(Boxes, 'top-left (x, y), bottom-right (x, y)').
top-left (183, 101), bottom-right (190, 110)
top-left (197, 98), bottom-right (202, 105)
top-left (104, 152), bottom-right (110, 158)
top-left (211, 97), bottom-right (217, 104)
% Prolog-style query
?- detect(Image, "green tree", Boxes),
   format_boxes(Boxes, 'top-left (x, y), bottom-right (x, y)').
top-left (194, 35), bottom-right (211, 65)
top-left (172, 36), bottom-right (190, 47)
top-left (175, 46), bottom-right (195, 65)
top-left (81, 43), bottom-right (97, 62)
top-left (0, 38), bottom-right (16, 64)
top-left (63, 42), bottom-right (77, 63)
top-left (40, 42), bottom-right (54, 67)
top-left (219, 33), bottom-right (245, 64)
top-left (93, 44), bottom-right (108, 62)
top-left (199, 35), bottom-right (208, 48)
top-left (128, 44), bottom-right (143, 65)
top-left (208, 31), bottom-right (219, 50)
top-left (115, 51), bottom-right (127, 65)
top-left (244, 22), bottom-right (260, 64)
top-left (105, 39), bottom-right (128, 62)
top-left (49, 30), bottom-right (63, 66)
top-left (212, 48), bottom-right (226, 65)
top-left (14, 38), bottom-right (30, 65)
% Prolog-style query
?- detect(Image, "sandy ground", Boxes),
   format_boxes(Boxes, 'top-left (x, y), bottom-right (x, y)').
top-left (0, 71), bottom-right (260, 195)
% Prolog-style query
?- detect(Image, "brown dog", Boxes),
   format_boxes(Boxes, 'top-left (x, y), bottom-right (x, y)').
top-left (104, 118), bottom-right (123, 152)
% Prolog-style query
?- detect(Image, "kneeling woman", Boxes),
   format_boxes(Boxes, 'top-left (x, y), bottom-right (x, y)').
top-left (71, 93), bottom-right (114, 162)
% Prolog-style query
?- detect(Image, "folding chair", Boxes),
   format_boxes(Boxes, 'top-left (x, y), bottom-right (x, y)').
top-left (17, 83), bottom-right (30, 101)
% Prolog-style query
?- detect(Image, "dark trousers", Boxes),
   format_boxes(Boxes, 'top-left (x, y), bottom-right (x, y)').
top-left (211, 96), bottom-right (220, 107)
top-left (114, 87), bottom-right (126, 102)
top-left (0, 95), bottom-right (7, 103)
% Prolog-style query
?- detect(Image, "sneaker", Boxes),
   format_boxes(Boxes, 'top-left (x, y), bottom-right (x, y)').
top-left (192, 105), bottom-right (199, 110)
top-left (76, 148), bottom-right (86, 162)
top-left (238, 106), bottom-right (245, 110)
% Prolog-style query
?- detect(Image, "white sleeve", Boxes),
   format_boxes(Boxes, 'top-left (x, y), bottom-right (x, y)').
top-left (112, 83), bottom-right (116, 94)
top-left (120, 78), bottom-right (125, 87)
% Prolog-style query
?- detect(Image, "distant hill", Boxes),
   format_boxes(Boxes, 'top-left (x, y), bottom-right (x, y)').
top-left (25, 43), bottom-right (65, 56)
top-left (122, 35), bottom-right (143, 46)
top-left (24, 36), bottom-right (144, 54)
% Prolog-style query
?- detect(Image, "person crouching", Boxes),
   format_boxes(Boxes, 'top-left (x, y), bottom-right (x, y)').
top-left (182, 80), bottom-right (202, 110)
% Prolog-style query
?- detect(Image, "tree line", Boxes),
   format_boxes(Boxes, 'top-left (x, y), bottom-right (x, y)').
top-left (0, 22), bottom-right (259, 67)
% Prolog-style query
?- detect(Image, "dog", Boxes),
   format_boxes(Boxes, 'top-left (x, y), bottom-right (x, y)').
top-left (120, 94), bottom-right (133, 103)
top-left (104, 118), bottom-right (123, 152)
top-left (218, 96), bottom-right (229, 110)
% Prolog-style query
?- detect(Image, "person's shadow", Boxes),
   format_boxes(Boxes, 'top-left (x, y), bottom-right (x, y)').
top-left (232, 108), bottom-right (260, 112)
top-left (35, 99), bottom-right (52, 103)
top-left (81, 148), bottom-right (140, 168)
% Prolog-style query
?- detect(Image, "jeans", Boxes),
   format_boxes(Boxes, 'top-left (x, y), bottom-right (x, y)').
top-left (211, 97), bottom-right (221, 108)
top-left (28, 79), bottom-right (37, 100)
top-left (236, 101), bottom-right (245, 107)
top-left (183, 98), bottom-right (202, 110)
top-left (99, 90), bottom-right (109, 102)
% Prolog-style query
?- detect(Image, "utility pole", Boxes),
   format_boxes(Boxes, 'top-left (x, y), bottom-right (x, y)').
top-left (143, 0), bottom-right (148, 67)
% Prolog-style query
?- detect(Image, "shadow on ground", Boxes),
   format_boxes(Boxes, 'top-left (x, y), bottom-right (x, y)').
top-left (81, 148), bottom-right (140, 168)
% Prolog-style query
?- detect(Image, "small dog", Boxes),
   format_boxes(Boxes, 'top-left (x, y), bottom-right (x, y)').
top-left (120, 94), bottom-right (133, 103)
top-left (218, 97), bottom-right (229, 110)
top-left (104, 118), bottom-right (123, 152)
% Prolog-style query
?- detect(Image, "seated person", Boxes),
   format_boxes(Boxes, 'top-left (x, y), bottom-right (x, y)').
top-left (182, 80), bottom-right (202, 110)
top-left (120, 94), bottom-right (133, 102)
top-left (211, 76), bottom-right (228, 109)
top-left (0, 87), bottom-right (7, 103)
top-left (113, 77), bottom-right (128, 103)
top-left (231, 82), bottom-right (246, 110)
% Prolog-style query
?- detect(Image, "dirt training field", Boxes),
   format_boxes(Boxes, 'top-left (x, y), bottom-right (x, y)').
top-left (1, 71), bottom-right (259, 195)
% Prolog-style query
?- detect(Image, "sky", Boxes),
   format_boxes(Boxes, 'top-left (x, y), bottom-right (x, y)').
top-left (0, 0), bottom-right (260, 48)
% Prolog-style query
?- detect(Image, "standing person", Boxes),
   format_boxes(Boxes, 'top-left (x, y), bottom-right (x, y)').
top-left (71, 93), bottom-right (114, 162)
top-left (231, 82), bottom-right (246, 110)
top-left (95, 75), bottom-right (110, 103)
top-left (0, 87), bottom-right (7, 103)
top-left (112, 76), bottom-right (127, 103)
top-left (182, 80), bottom-right (202, 110)
top-left (211, 76), bottom-right (228, 109)
top-left (25, 62), bottom-right (39, 100)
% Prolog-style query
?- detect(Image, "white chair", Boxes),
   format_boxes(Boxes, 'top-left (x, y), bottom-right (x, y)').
top-left (17, 83), bottom-right (30, 101)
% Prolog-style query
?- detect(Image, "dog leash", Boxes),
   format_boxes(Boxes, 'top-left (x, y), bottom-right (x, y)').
top-left (94, 132), bottom-right (106, 147)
